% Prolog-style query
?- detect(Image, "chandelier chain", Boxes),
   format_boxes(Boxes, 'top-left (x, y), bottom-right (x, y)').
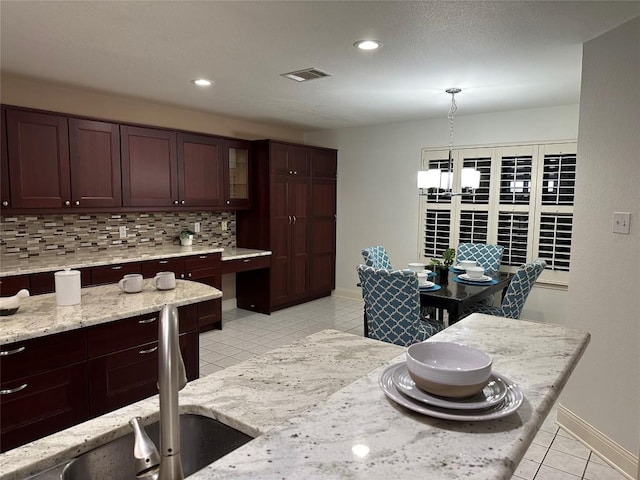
top-left (448, 92), bottom-right (458, 153)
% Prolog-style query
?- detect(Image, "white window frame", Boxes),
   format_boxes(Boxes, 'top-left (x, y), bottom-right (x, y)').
top-left (418, 141), bottom-right (577, 286)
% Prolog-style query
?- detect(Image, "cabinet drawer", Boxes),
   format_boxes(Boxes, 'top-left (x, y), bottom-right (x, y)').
top-left (87, 307), bottom-right (197, 358)
top-left (0, 362), bottom-right (89, 453)
top-left (91, 262), bottom-right (141, 286)
top-left (221, 255), bottom-right (271, 274)
top-left (0, 329), bottom-right (87, 383)
top-left (30, 269), bottom-right (91, 294)
top-left (184, 253), bottom-right (221, 271)
top-left (0, 275), bottom-right (30, 296)
top-left (141, 257), bottom-right (184, 278)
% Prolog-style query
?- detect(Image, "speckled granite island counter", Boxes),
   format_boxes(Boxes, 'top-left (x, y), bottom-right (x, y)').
top-left (0, 315), bottom-right (589, 480)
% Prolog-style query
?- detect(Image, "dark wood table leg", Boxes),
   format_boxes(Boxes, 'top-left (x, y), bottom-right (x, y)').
top-left (448, 305), bottom-right (461, 325)
top-left (363, 305), bottom-right (369, 338)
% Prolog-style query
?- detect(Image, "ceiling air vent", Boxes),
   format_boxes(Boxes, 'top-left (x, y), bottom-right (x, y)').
top-left (281, 67), bottom-right (332, 82)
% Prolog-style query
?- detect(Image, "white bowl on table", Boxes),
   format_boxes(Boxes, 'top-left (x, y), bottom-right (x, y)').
top-left (465, 266), bottom-right (485, 279)
top-left (408, 262), bottom-right (426, 273)
top-left (458, 260), bottom-right (477, 269)
top-left (406, 342), bottom-right (493, 398)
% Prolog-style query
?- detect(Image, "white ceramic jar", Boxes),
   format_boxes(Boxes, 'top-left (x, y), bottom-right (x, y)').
top-left (54, 268), bottom-right (81, 306)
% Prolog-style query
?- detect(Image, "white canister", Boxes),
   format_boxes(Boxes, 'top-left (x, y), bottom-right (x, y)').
top-left (55, 268), bottom-right (81, 306)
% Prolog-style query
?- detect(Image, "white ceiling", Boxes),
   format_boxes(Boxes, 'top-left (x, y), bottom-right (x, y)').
top-left (1, 1), bottom-right (638, 131)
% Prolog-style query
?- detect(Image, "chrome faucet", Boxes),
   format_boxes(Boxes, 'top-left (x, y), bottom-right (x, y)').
top-left (130, 304), bottom-right (187, 480)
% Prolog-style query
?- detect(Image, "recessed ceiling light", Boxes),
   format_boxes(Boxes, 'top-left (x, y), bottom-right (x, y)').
top-left (192, 79), bottom-right (213, 87)
top-left (354, 40), bottom-right (383, 51)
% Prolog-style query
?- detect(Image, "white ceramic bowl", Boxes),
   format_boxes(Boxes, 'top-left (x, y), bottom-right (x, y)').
top-left (465, 266), bottom-right (485, 279)
top-left (406, 342), bottom-right (492, 397)
top-left (407, 262), bottom-right (426, 273)
top-left (458, 260), bottom-right (477, 269)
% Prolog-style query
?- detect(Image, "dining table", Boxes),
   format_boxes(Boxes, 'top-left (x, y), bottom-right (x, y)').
top-left (420, 268), bottom-right (512, 325)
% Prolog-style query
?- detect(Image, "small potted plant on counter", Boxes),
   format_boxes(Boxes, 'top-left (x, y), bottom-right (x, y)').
top-left (179, 229), bottom-right (195, 246)
top-left (430, 248), bottom-right (456, 284)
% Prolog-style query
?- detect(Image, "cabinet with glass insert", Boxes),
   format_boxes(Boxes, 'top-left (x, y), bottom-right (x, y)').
top-left (222, 139), bottom-right (251, 209)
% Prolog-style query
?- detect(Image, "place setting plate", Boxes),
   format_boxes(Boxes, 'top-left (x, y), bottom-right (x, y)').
top-left (458, 273), bottom-right (493, 283)
top-left (379, 363), bottom-right (524, 421)
top-left (419, 281), bottom-right (441, 292)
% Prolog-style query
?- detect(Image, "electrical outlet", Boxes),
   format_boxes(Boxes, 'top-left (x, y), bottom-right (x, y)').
top-left (221, 220), bottom-right (228, 231)
top-left (119, 226), bottom-right (127, 239)
top-left (194, 222), bottom-right (201, 233)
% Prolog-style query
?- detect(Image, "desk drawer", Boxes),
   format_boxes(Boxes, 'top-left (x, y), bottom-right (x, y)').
top-left (184, 253), bottom-right (221, 271)
top-left (141, 257), bottom-right (184, 278)
top-left (222, 255), bottom-right (271, 274)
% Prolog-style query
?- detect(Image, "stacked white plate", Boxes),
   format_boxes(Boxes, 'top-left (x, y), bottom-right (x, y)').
top-left (379, 362), bottom-right (524, 421)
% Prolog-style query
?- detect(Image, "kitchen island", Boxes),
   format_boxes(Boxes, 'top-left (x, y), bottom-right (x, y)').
top-left (0, 314), bottom-right (589, 480)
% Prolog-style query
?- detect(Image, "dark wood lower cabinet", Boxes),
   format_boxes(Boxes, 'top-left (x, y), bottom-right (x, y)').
top-left (88, 332), bottom-right (197, 417)
top-left (0, 303), bottom-right (203, 453)
top-left (0, 363), bottom-right (89, 453)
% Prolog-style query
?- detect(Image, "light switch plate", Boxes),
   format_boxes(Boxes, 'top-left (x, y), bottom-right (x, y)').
top-left (613, 212), bottom-right (631, 234)
top-left (194, 222), bottom-right (201, 233)
top-left (221, 220), bottom-right (228, 231)
top-left (119, 226), bottom-right (127, 239)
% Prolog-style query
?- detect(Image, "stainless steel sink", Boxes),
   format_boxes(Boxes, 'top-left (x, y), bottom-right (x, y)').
top-left (26, 414), bottom-right (253, 480)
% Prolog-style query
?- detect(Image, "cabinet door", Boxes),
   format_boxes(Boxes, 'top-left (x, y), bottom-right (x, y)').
top-left (177, 133), bottom-right (223, 207)
top-left (69, 118), bottom-right (122, 208)
top-left (269, 142), bottom-right (292, 176)
top-left (1, 107), bottom-right (9, 209)
top-left (289, 175), bottom-right (310, 301)
top-left (6, 109), bottom-right (70, 209)
top-left (290, 146), bottom-right (310, 177)
top-left (0, 363), bottom-right (88, 453)
top-left (309, 178), bottom-right (336, 294)
top-left (222, 139), bottom-right (250, 208)
top-left (270, 175), bottom-right (291, 306)
top-left (311, 148), bottom-right (337, 178)
top-left (0, 275), bottom-right (29, 297)
top-left (121, 125), bottom-right (178, 207)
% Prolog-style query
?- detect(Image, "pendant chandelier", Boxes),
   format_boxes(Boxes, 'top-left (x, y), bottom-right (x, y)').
top-left (418, 88), bottom-right (480, 196)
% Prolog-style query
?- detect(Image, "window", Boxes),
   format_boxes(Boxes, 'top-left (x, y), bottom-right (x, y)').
top-left (419, 142), bottom-right (577, 285)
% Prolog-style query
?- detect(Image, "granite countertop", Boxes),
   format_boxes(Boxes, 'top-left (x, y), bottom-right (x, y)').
top-left (0, 315), bottom-right (590, 480)
top-left (0, 246), bottom-right (272, 277)
top-left (0, 280), bottom-right (222, 345)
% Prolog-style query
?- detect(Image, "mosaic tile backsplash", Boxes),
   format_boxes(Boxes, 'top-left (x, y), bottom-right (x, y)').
top-left (0, 211), bottom-right (236, 258)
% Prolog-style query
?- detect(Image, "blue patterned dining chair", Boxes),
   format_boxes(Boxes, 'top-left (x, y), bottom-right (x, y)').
top-left (460, 259), bottom-right (547, 320)
top-left (361, 246), bottom-right (393, 270)
top-left (456, 243), bottom-right (504, 274)
top-left (357, 265), bottom-right (444, 347)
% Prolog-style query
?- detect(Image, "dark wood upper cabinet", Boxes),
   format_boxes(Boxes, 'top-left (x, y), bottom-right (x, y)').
top-left (69, 118), bottom-right (122, 208)
top-left (222, 139), bottom-right (251, 209)
top-left (177, 133), bottom-right (223, 207)
top-left (6, 109), bottom-right (71, 209)
top-left (1, 107), bottom-right (10, 209)
top-left (121, 125), bottom-right (178, 207)
top-left (269, 142), bottom-right (310, 177)
top-left (311, 148), bottom-right (338, 178)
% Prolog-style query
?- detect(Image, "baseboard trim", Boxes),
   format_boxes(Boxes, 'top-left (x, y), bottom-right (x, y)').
top-left (557, 404), bottom-right (638, 480)
top-left (333, 287), bottom-right (362, 300)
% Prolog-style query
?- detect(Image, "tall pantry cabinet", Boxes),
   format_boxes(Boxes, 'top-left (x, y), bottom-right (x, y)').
top-left (236, 140), bottom-right (337, 313)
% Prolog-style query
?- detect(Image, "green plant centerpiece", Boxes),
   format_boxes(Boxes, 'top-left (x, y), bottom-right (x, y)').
top-left (430, 248), bottom-right (456, 283)
top-left (179, 229), bottom-right (196, 246)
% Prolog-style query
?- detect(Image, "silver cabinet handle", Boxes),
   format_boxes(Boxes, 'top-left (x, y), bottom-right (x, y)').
top-left (139, 346), bottom-right (158, 355)
top-left (111, 265), bottom-right (123, 270)
top-left (199, 255), bottom-right (207, 259)
top-left (2, 201), bottom-right (8, 207)
top-left (289, 170), bottom-right (293, 174)
top-left (138, 317), bottom-right (157, 324)
top-left (74, 200), bottom-right (80, 206)
top-left (180, 200), bottom-right (185, 205)
top-left (0, 346), bottom-right (26, 356)
top-left (173, 200), bottom-right (179, 205)
top-left (64, 200), bottom-right (71, 206)
top-left (288, 215), bottom-right (292, 224)
top-left (226, 200), bottom-right (230, 205)
top-left (159, 260), bottom-right (169, 264)
top-left (294, 171), bottom-right (297, 175)
top-left (187, 273), bottom-right (192, 278)
top-left (180, 273), bottom-right (185, 279)
top-left (292, 215), bottom-right (297, 223)
top-left (243, 259), bottom-right (251, 263)
top-left (1, 384), bottom-right (27, 395)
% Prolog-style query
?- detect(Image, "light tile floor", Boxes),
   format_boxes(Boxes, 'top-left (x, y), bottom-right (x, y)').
top-left (199, 295), bottom-right (627, 480)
